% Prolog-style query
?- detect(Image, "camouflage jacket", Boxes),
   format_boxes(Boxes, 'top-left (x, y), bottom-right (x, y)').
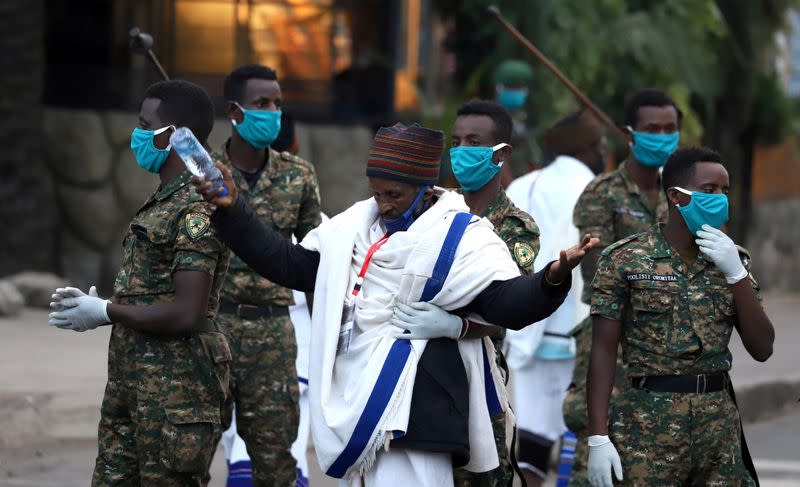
top-left (591, 224), bottom-right (761, 377)
top-left (113, 170), bottom-right (230, 316)
top-left (481, 188), bottom-right (540, 275)
top-left (573, 160), bottom-right (669, 303)
top-left (213, 143), bottom-right (322, 307)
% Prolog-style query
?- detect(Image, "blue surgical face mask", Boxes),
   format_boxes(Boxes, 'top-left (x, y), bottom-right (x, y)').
top-left (382, 185), bottom-right (431, 234)
top-left (232, 102), bottom-right (282, 150)
top-left (130, 125), bottom-right (174, 173)
top-left (674, 187), bottom-right (729, 236)
top-left (628, 127), bottom-right (679, 168)
top-left (450, 143), bottom-right (508, 192)
top-left (496, 87), bottom-right (528, 111)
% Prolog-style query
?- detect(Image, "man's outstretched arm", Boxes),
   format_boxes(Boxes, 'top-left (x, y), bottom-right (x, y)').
top-left (395, 235), bottom-right (599, 336)
top-left (195, 163), bottom-right (320, 292)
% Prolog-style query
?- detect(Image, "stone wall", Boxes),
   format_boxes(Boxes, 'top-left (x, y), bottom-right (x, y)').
top-left (42, 107), bottom-right (800, 294)
top-left (42, 108), bottom-right (373, 294)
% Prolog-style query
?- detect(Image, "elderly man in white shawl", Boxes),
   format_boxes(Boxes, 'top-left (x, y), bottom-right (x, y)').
top-left (194, 123), bottom-right (597, 486)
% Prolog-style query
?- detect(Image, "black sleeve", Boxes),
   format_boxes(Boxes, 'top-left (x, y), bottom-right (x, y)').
top-left (466, 262), bottom-right (571, 330)
top-left (211, 198), bottom-right (320, 292)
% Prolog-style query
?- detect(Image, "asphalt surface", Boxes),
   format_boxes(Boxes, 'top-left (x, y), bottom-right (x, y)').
top-left (1, 291), bottom-right (798, 487)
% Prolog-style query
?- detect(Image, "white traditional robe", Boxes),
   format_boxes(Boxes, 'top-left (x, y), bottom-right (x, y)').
top-left (300, 191), bottom-right (519, 483)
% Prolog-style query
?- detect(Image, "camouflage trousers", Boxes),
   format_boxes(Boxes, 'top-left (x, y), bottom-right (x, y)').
top-left (562, 317), bottom-right (627, 487)
top-left (92, 325), bottom-right (232, 486)
top-left (218, 309), bottom-right (299, 487)
top-left (609, 387), bottom-right (754, 486)
top-left (453, 412), bottom-right (512, 486)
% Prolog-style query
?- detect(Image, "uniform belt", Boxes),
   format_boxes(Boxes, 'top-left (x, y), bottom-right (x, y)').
top-left (218, 301), bottom-right (289, 320)
top-left (543, 332), bottom-right (571, 339)
top-left (632, 373), bottom-right (726, 393)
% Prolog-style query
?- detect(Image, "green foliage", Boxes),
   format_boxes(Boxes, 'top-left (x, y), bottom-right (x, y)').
top-left (431, 0), bottom-right (798, 148)
top-left (431, 0), bottom-right (800, 237)
top-left (752, 72), bottom-right (794, 145)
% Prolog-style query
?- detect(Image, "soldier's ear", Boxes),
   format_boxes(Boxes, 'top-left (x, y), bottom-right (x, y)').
top-left (226, 102), bottom-right (243, 124)
top-left (666, 187), bottom-right (683, 206)
top-left (492, 142), bottom-right (512, 165)
top-left (624, 125), bottom-right (634, 147)
top-left (497, 144), bottom-right (512, 162)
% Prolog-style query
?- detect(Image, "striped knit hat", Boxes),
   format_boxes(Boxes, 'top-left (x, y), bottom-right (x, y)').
top-left (366, 123), bottom-right (443, 185)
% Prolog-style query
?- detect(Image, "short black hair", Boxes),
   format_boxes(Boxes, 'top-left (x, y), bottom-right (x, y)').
top-left (224, 64), bottom-right (278, 102)
top-left (270, 111), bottom-right (296, 153)
top-left (623, 89), bottom-right (683, 128)
top-left (143, 80), bottom-right (214, 144)
top-left (456, 100), bottom-right (513, 144)
top-left (662, 146), bottom-right (725, 192)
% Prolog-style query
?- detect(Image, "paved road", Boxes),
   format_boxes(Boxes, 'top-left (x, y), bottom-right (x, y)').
top-left (1, 291), bottom-right (798, 486)
top-left (4, 411), bottom-right (799, 487)
top-left (745, 409), bottom-right (800, 487)
top-left (729, 293), bottom-right (800, 389)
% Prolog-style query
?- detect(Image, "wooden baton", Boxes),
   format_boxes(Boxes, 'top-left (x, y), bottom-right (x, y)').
top-left (488, 5), bottom-right (628, 144)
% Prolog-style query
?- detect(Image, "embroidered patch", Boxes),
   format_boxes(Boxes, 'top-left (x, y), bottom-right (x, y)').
top-left (625, 273), bottom-right (678, 282)
top-left (185, 213), bottom-right (210, 239)
top-left (513, 241), bottom-right (535, 268)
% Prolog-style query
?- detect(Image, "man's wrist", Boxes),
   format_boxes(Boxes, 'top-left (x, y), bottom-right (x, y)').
top-left (545, 263), bottom-right (564, 287)
top-left (459, 318), bottom-right (469, 339)
top-left (545, 272), bottom-right (563, 287)
top-left (100, 299), bottom-right (111, 322)
top-left (726, 266), bottom-right (748, 285)
top-left (221, 193), bottom-right (239, 213)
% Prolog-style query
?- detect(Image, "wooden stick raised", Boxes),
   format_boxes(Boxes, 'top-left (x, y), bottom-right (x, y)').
top-left (488, 5), bottom-right (628, 144)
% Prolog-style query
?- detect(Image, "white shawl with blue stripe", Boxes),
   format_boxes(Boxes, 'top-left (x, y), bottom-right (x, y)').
top-left (299, 191), bottom-right (520, 480)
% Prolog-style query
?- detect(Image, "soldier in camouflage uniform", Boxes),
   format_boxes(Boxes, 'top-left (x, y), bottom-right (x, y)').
top-left (214, 64), bottom-right (322, 486)
top-left (49, 80), bottom-right (231, 486)
top-left (446, 100), bottom-right (540, 487)
top-left (504, 110), bottom-right (605, 487)
top-left (567, 89), bottom-right (678, 485)
top-left (586, 147), bottom-right (774, 486)
top-left (457, 188), bottom-right (539, 487)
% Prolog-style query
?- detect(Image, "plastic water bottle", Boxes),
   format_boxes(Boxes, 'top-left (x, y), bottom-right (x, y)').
top-left (169, 127), bottom-right (228, 197)
top-left (556, 430), bottom-right (577, 487)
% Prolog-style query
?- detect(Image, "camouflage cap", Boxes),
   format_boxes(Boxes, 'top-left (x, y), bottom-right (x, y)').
top-left (493, 60), bottom-right (535, 86)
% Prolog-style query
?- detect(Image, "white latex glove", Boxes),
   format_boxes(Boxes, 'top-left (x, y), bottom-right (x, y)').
top-left (588, 435), bottom-right (623, 487)
top-left (390, 302), bottom-right (464, 340)
top-left (50, 287), bottom-right (90, 311)
top-left (695, 224), bottom-right (747, 284)
top-left (49, 286), bottom-right (111, 332)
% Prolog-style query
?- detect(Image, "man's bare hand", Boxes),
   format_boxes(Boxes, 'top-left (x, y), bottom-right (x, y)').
top-left (547, 234), bottom-right (600, 285)
top-left (191, 161), bottom-right (238, 209)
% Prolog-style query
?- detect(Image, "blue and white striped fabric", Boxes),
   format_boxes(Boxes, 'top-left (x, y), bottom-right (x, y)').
top-left (325, 212), bottom-right (473, 478)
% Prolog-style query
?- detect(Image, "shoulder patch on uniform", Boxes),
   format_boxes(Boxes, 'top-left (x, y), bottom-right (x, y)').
top-left (185, 212), bottom-right (211, 239)
top-left (513, 241), bottom-right (535, 268)
top-left (600, 233), bottom-right (641, 256)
